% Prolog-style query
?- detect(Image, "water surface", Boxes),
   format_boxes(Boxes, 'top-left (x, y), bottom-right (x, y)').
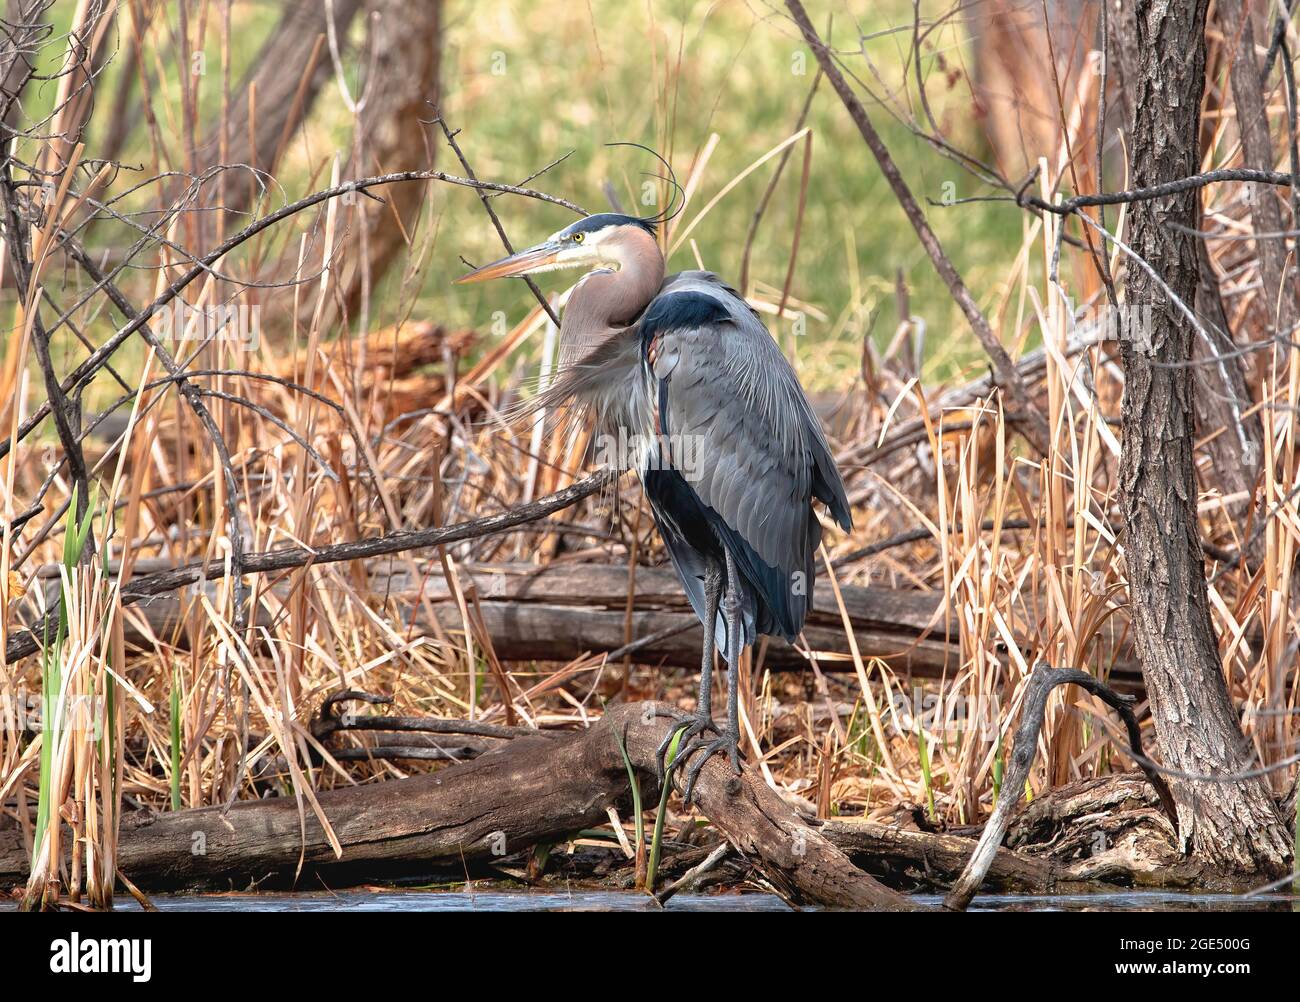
top-left (22, 887), bottom-right (1287, 912)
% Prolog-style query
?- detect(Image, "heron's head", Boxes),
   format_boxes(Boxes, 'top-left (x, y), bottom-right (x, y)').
top-left (455, 213), bottom-right (660, 285)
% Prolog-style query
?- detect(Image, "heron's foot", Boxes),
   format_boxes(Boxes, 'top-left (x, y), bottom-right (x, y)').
top-left (676, 726), bottom-right (742, 808)
top-left (655, 710), bottom-right (717, 782)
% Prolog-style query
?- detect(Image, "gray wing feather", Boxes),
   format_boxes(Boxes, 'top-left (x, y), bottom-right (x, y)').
top-left (651, 272), bottom-right (850, 573)
top-left (516, 328), bottom-right (650, 456)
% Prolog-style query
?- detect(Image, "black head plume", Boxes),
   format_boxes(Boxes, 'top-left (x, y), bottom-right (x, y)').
top-left (604, 141), bottom-right (685, 230)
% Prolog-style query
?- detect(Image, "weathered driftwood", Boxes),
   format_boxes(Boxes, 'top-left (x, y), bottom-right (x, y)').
top-left (826, 821), bottom-right (1060, 899)
top-left (0, 702), bottom-right (913, 910)
top-left (1006, 774), bottom-right (1189, 884)
top-left (822, 819), bottom-right (1068, 894)
top-left (944, 667), bottom-right (1177, 910)
top-left (822, 776), bottom-right (1189, 895)
top-left (310, 691), bottom-right (1185, 896)
top-left (0, 727), bottom-right (1195, 903)
top-left (310, 689), bottom-right (1192, 896)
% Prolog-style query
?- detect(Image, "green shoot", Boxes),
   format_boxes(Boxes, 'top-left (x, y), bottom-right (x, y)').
top-left (646, 726), bottom-right (685, 892)
top-left (613, 725), bottom-right (644, 877)
top-left (917, 722), bottom-right (937, 823)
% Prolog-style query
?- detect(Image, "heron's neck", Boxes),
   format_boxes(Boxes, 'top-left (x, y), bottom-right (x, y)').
top-left (559, 232), bottom-right (664, 366)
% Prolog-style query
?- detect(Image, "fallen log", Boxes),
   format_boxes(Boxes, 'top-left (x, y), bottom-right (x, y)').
top-left (307, 691), bottom-right (1190, 897)
top-left (115, 592), bottom-right (957, 674)
top-left (398, 563), bottom-right (960, 673)
top-left (0, 702), bottom-right (914, 910)
top-left (821, 786), bottom-right (1188, 895)
top-left (822, 819), bottom-right (1068, 894)
top-left (0, 713), bottom-right (1195, 903)
top-left (52, 559), bottom-right (1145, 685)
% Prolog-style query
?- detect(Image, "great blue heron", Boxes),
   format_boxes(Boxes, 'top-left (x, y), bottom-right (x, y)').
top-left (457, 211), bottom-right (851, 802)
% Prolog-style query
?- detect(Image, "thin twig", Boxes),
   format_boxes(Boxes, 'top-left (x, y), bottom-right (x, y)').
top-left (785, 0), bottom-right (1051, 457)
top-left (431, 110), bottom-right (562, 328)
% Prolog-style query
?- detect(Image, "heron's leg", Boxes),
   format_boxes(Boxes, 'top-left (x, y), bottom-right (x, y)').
top-left (656, 557), bottom-right (723, 777)
top-left (678, 549), bottom-right (745, 806)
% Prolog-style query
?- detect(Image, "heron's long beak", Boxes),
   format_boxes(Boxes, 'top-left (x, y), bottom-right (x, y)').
top-left (454, 240), bottom-right (563, 284)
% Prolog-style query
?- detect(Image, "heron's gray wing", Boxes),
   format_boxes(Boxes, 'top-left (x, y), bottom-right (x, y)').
top-left (644, 273), bottom-right (851, 568)
top-left (639, 273), bottom-right (851, 637)
top-left (654, 274), bottom-right (850, 529)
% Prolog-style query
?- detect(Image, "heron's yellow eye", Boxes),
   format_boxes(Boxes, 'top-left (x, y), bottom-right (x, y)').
top-left (572, 232), bottom-right (584, 243)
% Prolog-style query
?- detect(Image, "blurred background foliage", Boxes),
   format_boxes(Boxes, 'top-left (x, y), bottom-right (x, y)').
top-left (31, 0), bottom-right (1027, 394)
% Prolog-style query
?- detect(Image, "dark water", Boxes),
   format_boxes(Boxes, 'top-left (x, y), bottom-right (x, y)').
top-left (9, 888), bottom-right (1286, 912)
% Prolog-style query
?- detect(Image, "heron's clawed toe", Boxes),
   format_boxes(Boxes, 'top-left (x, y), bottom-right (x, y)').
top-left (655, 711), bottom-right (717, 782)
top-left (677, 728), bottom-right (741, 807)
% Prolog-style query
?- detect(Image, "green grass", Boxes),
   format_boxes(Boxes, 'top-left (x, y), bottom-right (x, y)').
top-left (916, 721), bottom-right (937, 823)
top-left (613, 723), bottom-right (646, 874)
top-left (427, 0), bottom-right (1025, 390)
top-left (646, 726), bottom-right (685, 892)
top-left (31, 484), bottom-right (98, 870)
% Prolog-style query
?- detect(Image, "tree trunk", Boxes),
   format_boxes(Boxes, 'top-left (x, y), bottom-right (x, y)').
top-left (1118, 0), bottom-right (1289, 876)
top-left (1192, 209), bottom-right (1263, 514)
top-left (196, 0), bottom-right (364, 214)
top-left (1217, 0), bottom-right (1298, 342)
top-left (1190, 0), bottom-right (1287, 549)
top-left (335, 0), bottom-right (444, 324)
